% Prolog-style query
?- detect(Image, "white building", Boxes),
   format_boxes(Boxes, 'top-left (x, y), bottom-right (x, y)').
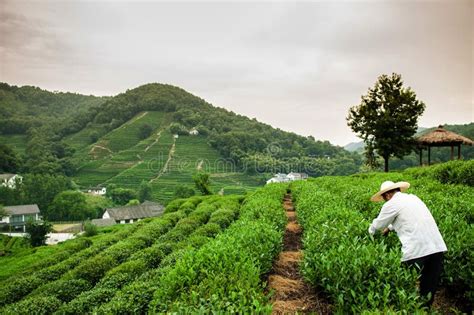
top-left (87, 187), bottom-right (107, 196)
top-left (266, 173), bottom-right (290, 184)
top-left (189, 128), bottom-right (199, 136)
top-left (0, 174), bottom-right (22, 189)
top-left (266, 172), bottom-right (308, 184)
top-left (287, 172), bottom-right (309, 181)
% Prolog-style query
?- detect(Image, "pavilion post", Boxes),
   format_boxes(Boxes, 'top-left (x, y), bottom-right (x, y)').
top-left (450, 145), bottom-right (454, 160)
top-left (428, 146), bottom-right (431, 165)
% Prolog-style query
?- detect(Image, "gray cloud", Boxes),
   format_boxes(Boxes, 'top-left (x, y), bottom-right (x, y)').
top-left (0, 0), bottom-right (472, 145)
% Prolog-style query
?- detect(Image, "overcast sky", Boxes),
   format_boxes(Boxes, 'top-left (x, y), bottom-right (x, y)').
top-left (1, 0), bottom-right (472, 146)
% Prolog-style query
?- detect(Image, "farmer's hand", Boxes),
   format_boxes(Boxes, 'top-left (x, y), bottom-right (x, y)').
top-left (382, 228), bottom-right (390, 236)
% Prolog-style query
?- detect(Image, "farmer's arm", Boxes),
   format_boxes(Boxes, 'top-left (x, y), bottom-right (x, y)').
top-left (368, 203), bottom-right (398, 235)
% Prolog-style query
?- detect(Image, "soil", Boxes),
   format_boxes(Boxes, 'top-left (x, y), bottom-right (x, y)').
top-left (267, 193), bottom-right (332, 314)
top-left (432, 287), bottom-right (472, 314)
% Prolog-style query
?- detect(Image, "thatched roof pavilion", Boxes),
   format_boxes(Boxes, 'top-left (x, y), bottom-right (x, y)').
top-left (417, 125), bottom-right (473, 165)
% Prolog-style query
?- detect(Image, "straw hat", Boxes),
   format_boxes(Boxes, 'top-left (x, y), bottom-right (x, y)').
top-left (371, 181), bottom-right (410, 202)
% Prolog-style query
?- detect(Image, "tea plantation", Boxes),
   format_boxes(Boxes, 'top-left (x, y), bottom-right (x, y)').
top-left (0, 160), bottom-right (472, 313)
top-left (70, 111), bottom-right (262, 203)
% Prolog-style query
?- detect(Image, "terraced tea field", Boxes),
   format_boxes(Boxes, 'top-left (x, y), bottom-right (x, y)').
top-left (0, 134), bottom-right (28, 155)
top-left (71, 111), bottom-right (262, 202)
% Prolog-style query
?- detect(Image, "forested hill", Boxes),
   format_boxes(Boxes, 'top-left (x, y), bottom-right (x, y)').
top-left (0, 83), bottom-right (108, 135)
top-left (1, 82), bottom-right (362, 177)
top-left (88, 83), bottom-right (361, 172)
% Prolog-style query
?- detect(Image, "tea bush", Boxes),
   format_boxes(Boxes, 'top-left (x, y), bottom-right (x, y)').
top-left (147, 183), bottom-right (287, 313)
top-left (292, 164), bottom-right (473, 312)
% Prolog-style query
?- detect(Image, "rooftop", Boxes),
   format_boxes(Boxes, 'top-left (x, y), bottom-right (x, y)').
top-left (4, 204), bottom-right (40, 215)
top-left (105, 201), bottom-right (164, 220)
top-left (417, 126), bottom-right (473, 146)
top-left (0, 174), bottom-right (17, 180)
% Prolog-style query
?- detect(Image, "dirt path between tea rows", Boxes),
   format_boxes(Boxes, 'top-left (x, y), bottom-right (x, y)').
top-left (149, 138), bottom-right (176, 183)
top-left (268, 193), bottom-right (332, 314)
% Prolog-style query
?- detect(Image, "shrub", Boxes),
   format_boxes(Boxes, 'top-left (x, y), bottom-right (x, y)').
top-left (1, 296), bottom-right (62, 315)
top-left (0, 275), bottom-right (43, 307)
top-left (30, 278), bottom-right (92, 303)
top-left (70, 255), bottom-right (116, 284)
top-left (148, 184), bottom-right (287, 313)
top-left (84, 220), bottom-right (98, 237)
top-left (25, 221), bottom-right (52, 247)
top-left (208, 209), bottom-right (237, 228)
top-left (56, 288), bottom-right (116, 315)
top-left (164, 198), bottom-right (186, 213)
top-left (97, 259), bottom-right (147, 289)
top-left (191, 223), bottom-right (222, 238)
top-left (129, 243), bottom-right (174, 268)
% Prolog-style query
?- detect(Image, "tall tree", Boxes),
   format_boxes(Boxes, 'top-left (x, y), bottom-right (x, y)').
top-left (109, 188), bottom-right (138, 205)
top-left (20, 174), bottom-right (72, 212)
top-left (347, 73), bottom-right (425, 172)
top-left (193, 172), bottom-right (212, 195)
top-left (138, 181), bottom-right (153, 202)
top-left (48, 190), bottom-right (92, 221)
top-left (173, 185), bottom-right (195, 199)
top-left (26, 221), bottom-right (52, 247)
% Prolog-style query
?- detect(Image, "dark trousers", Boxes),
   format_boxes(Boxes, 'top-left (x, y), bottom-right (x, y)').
top-left (404, 252), bottom-right (444, 307)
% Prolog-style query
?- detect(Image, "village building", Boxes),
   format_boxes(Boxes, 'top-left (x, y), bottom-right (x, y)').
top-left (266, 173), bottom-right (290, 184)
top-left (189, 128), bottom-right (199, 136)
top-left (102, 201), bottom-right (165, 224)
top-left (87, 186), bottom-right (107, 196)
top-left (0, 204), bottom-right (41, 232)
top-left (287, 172), bottom-right (309, 181)
top-left (266, 172), bottom-right (309, 184)
top-left (0, 174), bottom-right (23, 189)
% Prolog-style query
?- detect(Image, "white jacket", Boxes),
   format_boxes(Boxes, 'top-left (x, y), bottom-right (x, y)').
top-left (369, 192), bottom-right (447, 261)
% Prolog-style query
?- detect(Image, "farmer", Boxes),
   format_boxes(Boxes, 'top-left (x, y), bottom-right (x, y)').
top-left (368, 181), bottom-right (447, 308)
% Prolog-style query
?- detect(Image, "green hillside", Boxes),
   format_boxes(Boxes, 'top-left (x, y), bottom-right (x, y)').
top-left (1, 82), bottom-right (362, 203)
top-left (70, 111), bottom-right (263, 203)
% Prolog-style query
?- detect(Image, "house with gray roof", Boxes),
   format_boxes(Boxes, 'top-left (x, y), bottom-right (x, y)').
top-left (0, 204), bottom-right (41, 232)
top-left (102, 201), bottom-right (164, 224)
